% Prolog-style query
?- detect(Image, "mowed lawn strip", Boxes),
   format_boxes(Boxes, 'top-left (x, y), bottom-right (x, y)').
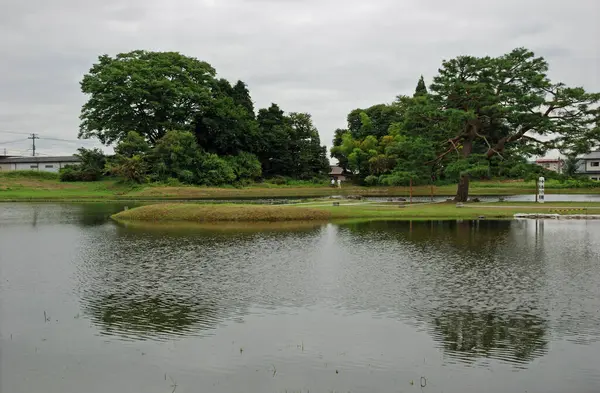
top-left (3, 173), bottom-right (600, 201)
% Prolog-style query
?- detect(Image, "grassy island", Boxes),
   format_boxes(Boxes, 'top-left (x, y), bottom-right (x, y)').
top-left (111, 201), bottom-right (600, 223)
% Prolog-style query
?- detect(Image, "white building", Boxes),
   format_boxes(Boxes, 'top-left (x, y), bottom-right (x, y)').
top-left (0, 156), bottom-right (80, 173)
top-left (535, 158), bottom-right (564, 173)
top-left (576, 151), bottom-right (600, 181)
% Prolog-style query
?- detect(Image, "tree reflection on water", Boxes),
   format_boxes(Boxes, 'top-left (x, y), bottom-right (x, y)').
top-left (431, 309), bottom-right (548, 364)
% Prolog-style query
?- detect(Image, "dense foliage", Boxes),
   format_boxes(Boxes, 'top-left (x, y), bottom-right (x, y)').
top-left (78, 51), bottom-right (329, 184)
top-left (59, 148), bottom-right (106, 182)
top-left (332, 48), bottom-right (600, 200)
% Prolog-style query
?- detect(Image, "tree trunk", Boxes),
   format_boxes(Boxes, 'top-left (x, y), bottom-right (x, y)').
top-left (455, 174), bottom-right (470, 202)
top-left (454, 137), bottom-right (473, 202)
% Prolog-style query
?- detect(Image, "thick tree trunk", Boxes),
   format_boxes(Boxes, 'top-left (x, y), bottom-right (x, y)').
top-left (455, 174), bottom-right (470, 202)
top-left (454, 137), bottom-right (473, 202)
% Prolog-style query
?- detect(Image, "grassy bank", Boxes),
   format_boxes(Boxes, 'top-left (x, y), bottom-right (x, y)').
top-left (2, 172), bottom-right (600, 201)
top-left (112, 201), bottom-right (600, 223)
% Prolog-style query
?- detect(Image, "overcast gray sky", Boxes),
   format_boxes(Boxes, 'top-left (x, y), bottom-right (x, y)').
top-left (0, 0), bottom-right (598, 157)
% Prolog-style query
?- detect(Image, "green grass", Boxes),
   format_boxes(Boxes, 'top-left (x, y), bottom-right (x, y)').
top-left (2, 172), bottom-right (600, 201)
top-left (0, 170), bottom-right (60, 180)
top-left (112, 201), bottom-right (600, 223)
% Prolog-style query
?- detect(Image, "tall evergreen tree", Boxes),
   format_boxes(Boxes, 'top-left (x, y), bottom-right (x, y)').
top-left (414, 75), bottom-right (428, 97)
top-left (232, 80), bottom-right (255, 117)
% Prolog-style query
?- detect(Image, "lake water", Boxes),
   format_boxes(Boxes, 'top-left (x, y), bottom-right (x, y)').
top-left (1, 203), bottom-right (600, 393)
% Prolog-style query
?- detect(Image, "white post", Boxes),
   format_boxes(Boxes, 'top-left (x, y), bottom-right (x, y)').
top-left (538, 176), bottom-right (545, 203)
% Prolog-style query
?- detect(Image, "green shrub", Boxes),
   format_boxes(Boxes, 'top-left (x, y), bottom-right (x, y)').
top-left (196, 154), bottom-right (236, 185)
top-left (364, 175), bottom-right (379, 186)
top-left (466, 165), bottom-right (491, 179)
top-left (59, 167), bottom-right (102, 182)
top-left (379, 172), bottom-right (414, 186)
top-left (225, 152), bottom-right (262, 181)
top-left (108, 155), bottom-right (147, 183)
top-left (164, 177), bottom-right (183, 187)
top-left (544, 178), bottom-right (599, 189)
top-left (177, 169), bottom-right (196, 184)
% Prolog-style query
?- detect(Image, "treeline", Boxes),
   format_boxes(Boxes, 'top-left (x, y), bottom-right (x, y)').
top-left (70, 50), bottom-right (329, 184)
top-left (331, 48), bottom-right (599, 200)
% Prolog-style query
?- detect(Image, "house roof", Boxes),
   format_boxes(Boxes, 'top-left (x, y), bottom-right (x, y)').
top-left (535, 158), bottom-right (563, 163)
top-left (329, 166), bottom-right (348, 175)
top-left (0, 156), bottom-right (80, 164)
top-left (581, 151), bottom-right (600, 160)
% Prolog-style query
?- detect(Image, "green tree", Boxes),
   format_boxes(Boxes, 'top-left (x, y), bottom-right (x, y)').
top-left (76, 147), bottom-right (106, 172)
top-left (60, 148), bottom-right (106, 182)
top-left (288, 112), bottom-right (330, 179)
top-left (225, 152), bottom-right (262, 182)
top-left (331, 128), bottom-right (350, 170)
top-left (346, 104), bottom-right (402, 140)
top-left (231, 80), bottom-right (255, 116)
top-left (79, 51), bottom-right (216, 145)
top-left (427, 48), bottom-right (600, 201)
top-left (194, 93), bottom-right (260, 156)
top-left (563, 154), bottom-right (581, 177)
top-left (114, 131), bottom-right (150, 158)
top-left (196, 153), bottom-right (236, 185)
top-left (256, 104), bottom-right (291, 177)
top-left (108, 132), bottom-right (150, 183)
top-left (149, 130), bottom-right (200, 182)
top-left (414, 75), bottom-right (428, 97)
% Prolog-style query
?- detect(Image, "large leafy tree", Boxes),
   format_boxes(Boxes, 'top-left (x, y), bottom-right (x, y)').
top-left (79, 51), bottom-right (216, 145)
top-left (194, 93), bottom-right (260, 156)
top-left (346, 104), bottom-right (402, 140)
top-left (427, 48), bottom-right (600, 201)
top-left (256, 105), bottom-right (329, 178)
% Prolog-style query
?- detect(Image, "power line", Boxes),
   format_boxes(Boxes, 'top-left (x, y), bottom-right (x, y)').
top-left (40, 137), bottom-right (97, 144)
top-left (1, 131), bottom-right (99, 144)
top-left (0, 138), bottom-right (28, 145)
top-left (0, 130), bottom-right (31, 136)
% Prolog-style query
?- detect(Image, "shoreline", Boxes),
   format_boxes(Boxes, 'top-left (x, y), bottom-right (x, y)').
top-left (2, 188), bottom-right (600, 203)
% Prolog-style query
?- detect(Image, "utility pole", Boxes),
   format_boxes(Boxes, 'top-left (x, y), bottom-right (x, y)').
top-left (28, 133), bottom-right (39, 157)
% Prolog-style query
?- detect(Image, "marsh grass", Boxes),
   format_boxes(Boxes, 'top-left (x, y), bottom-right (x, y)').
top-left (112, 219), bottom-right (327, 233)
top-left (112, 203), bottom-right (332, 222)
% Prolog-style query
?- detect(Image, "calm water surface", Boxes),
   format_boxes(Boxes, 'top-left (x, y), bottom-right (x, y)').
top-left (1, 203), bottom-right (600, 393)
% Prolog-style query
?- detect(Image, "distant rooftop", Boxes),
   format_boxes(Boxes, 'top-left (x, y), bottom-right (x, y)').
top-left (0, 156), bottom-right (79, 164)
top-left (535, 158), bottom-right (563, 163)
top-left (581, 151), bottom-right (600, 160)
top-left (329, 166), bottom-right (349, 175)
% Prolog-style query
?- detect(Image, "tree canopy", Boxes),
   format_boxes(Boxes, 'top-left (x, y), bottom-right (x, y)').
top-left (331, 48), bottom-right (600, 200)
top-left (78, 50), bottom-right (330, 183)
